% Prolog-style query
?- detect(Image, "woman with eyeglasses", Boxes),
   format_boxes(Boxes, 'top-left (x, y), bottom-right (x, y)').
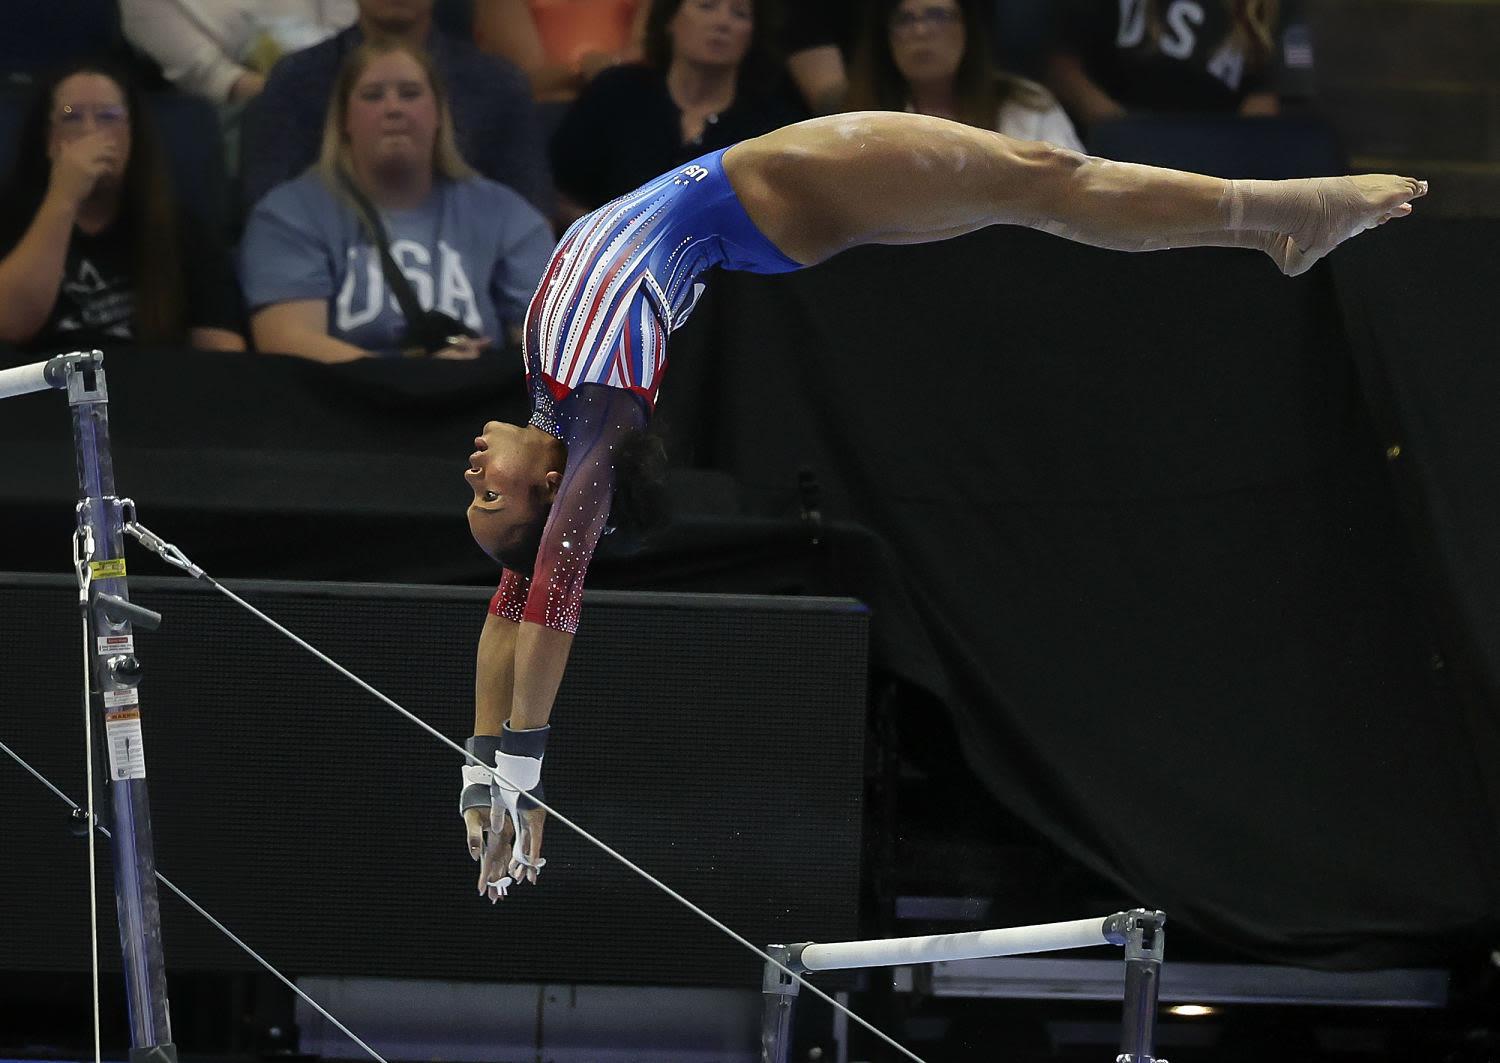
top-left (846, 0), bottom-right (1083, 151)
top-left (458, 109), bottom-right (1426, 897)
top-left (0, 61), bottom-right (246, 357)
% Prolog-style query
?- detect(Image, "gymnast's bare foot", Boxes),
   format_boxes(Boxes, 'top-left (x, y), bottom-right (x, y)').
top-left (1256, 175), bottom-right (1429, 276)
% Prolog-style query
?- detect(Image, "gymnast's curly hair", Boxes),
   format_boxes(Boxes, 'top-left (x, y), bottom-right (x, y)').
top-left (495, 426), bottom-right (670, 577)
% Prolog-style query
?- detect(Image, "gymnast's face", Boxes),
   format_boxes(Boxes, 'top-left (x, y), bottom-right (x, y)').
top-left (464, 422), bottom-right (555, 559)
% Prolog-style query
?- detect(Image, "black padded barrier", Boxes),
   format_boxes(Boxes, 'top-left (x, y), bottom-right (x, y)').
top-left (1, 574), bottom-right (868, 988)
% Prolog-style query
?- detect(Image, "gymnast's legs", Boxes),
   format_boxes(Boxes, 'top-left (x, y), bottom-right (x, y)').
top-left (724, 111), bottom-right (1426, 277)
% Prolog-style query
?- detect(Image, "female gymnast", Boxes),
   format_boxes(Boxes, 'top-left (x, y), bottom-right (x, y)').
top-left (459, 110), bottom-right (1426, 899)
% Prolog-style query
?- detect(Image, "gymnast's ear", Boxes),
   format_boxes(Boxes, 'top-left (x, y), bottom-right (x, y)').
top-left (543, 470), bottom-right (562, 500)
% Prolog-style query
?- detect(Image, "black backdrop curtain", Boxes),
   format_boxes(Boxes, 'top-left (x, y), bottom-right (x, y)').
top-left (667, 218), bottom-right (1500, 969)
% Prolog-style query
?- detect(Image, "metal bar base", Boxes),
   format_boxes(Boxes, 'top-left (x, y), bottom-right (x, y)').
top-left (1118, 910), bottom-right (1167, 1063)
top-left (761, 945), bottom-right (802, 1063)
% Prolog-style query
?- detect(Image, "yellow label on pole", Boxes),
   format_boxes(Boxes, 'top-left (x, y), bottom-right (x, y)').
top-left (89, 558), bottom-right (127, 579)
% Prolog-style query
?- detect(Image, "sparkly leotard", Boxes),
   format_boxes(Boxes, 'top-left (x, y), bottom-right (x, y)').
top-left (490, 147), bottom-right (802, 633)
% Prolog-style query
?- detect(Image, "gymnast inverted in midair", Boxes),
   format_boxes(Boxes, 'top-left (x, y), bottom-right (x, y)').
top-left (456, 111), bottom-right (1427, 899)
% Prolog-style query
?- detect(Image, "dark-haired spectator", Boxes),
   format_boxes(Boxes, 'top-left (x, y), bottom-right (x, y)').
top-left (240, 0), bottom-right (551, 215)
top-left (549, 0), bottom-right (802, 222)
top-left (1046, 0), bottom-right (1286, 134)
top-left (847, 0), bottom-right (1082, 151)
top-left (0, 61), bottom-right (245, 356)
top-left (238, 39), bottom-right (551, 362)
top-left (474, 0), bottom-right (650, 102)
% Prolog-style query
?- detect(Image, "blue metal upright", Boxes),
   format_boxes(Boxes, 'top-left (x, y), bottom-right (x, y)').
top-left (2, 352), bottom-right (178, 1061)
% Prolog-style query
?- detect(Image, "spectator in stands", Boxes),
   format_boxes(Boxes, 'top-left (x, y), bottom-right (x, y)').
top-left (1045, 0), bottom-right (1284, 133)
top-left (846, 0), bottom-right (1083, 151)
top-left (238, 39), bottom-right (552, 363)
top-left (120, 0), bottom-right (357, 107)
top-left (781, 0), bottom-right (856, 115)
top-left (0, 61), bottom-right (245, 355)
top-left (474, 0), bottom-right (650, 102)
top-left (121, 0), bottom-right (358, 175)
top-left (549, 0), bottom-right (802, 222)
top-left (240, 0), bottom-right (551, 216)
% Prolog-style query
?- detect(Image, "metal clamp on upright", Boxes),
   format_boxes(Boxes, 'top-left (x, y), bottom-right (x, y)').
top-left (1113, 909), bottom-right (1167, 1063)
top-left (760, 944), bottom-right (803, 1063)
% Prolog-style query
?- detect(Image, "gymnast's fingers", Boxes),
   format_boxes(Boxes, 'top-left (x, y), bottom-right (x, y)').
top-left (525, 810), bottom-right (545, 874)
top-left (479, 826), bottom-right (513, 900)
top-left (510, 808), bottom-right (547, 884)
top-left (463, 806), bottom-right (487, 862)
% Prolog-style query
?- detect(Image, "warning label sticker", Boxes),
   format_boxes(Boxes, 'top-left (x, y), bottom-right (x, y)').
top-left (97, 634), bottom-right (135, 655)
top-left (105, 717), bottom-right (146, 780)
top-left (102, 688), bottom-right (139, 711)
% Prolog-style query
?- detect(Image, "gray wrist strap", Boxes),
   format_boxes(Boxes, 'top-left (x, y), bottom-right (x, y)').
top-left (460, 735), bottom-right (503, 815)
top-left (500, 723), bottom-right (549, 811)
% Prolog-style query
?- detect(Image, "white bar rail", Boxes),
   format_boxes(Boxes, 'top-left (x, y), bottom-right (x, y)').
top-left (795, 915), bottom-right (1116, 972)
top-left (0, 357), bottom-right (61, 400)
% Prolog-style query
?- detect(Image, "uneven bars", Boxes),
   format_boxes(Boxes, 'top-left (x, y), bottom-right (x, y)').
top-left (791, 914), bottom-right (1123, 972)
top-left (0, 355), bottom-right (76, 401)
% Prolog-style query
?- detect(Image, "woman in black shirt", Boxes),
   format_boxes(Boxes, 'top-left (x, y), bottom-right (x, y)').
top-left (0, 60), bottom-right (244, 358)
top-left (549, 0), bottom-right (803, 223)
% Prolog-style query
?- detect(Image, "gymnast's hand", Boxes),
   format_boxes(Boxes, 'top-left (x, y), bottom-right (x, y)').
top-left (466, 804), bottom-right (515, 898)
top-left (476, 804), bottom-right (546, 901)
top-left (475, 741), bottom-right (549, 900)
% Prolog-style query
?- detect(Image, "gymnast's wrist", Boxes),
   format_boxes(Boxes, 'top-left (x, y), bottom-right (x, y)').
top-left (501, 720), bottom-right (550, 758)
top-left (497, 721), bottom-right (550, 811)
top-left (460, 734), bottom-right (502, 816)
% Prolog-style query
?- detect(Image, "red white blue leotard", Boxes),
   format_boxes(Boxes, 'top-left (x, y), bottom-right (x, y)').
top-left (490, 147), bottom-right (802, 633)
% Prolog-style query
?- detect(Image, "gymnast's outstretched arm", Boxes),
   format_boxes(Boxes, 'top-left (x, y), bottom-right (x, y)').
top-left (723, 112), bottom-right (1426, 277)
top-left (467, 611), bottom-right (549, 897)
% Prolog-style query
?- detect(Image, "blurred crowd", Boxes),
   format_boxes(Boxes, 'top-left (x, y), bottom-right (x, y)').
top-left (0, 0), bottom-right (1317, 364)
